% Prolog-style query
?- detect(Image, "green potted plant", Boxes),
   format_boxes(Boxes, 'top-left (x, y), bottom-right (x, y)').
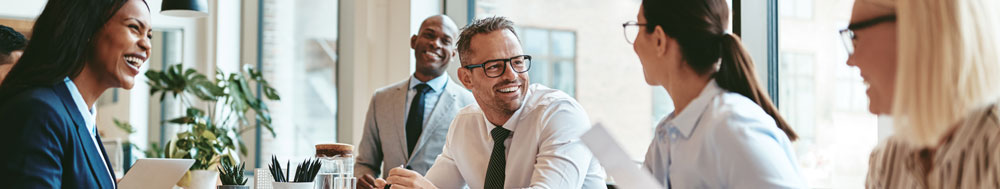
top-left (146, 64), bottom-right (280, 189)
top-left (218, 159), bottom-right (249, 189)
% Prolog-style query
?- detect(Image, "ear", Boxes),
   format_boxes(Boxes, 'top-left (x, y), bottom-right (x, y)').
top-left (445, 50), bottom-right (458, 65)
top-left (410, 35), bottom-right (418, 49)
top-left (458, 67), bottom-right (474, 89)
top-left (652, 26), bottom-right (672, 57)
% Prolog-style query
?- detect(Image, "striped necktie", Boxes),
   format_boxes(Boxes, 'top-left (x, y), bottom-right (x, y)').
top-left (484, 126), bottom-right (511, 189)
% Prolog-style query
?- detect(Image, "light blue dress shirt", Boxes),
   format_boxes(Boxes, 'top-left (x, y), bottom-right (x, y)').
top-left (643, 79), bottom-right (805, 188)
top-left (404, 73), bottom-right (449, 125)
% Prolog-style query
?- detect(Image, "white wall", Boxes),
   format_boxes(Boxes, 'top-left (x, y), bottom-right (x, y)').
top-left (337, 0), bottom-right (415, 146)
top-left (0, 0), bottom-right (45, 19)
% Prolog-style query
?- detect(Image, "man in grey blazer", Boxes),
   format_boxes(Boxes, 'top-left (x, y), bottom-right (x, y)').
top-left (355, 15), bottom-right (475, 189)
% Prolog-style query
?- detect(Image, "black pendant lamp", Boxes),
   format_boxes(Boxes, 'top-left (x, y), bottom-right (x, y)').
top-left (161, 0), bottom-right (208, 18)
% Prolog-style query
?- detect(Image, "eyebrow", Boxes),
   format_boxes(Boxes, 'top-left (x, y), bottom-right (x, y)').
top-left (126, 17), bottom-right (149, 31)
top-left (422, 28), bottom-right (439, 35)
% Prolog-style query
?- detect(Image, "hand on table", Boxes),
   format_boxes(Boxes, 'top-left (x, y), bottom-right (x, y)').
top-left (374, 167), bottom-right (437, 189)
top-left (357, 174), bottom-right (377, 189)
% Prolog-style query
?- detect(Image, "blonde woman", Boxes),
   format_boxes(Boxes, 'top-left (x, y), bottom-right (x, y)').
top-left (842, 0), bottom-right (1000, 188)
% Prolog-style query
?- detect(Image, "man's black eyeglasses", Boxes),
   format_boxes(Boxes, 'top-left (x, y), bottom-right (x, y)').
top-left (463, 55), bottom-right (532, 78)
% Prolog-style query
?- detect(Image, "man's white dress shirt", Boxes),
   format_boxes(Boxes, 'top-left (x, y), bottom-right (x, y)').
top-left (425, 84), bottom-right (607, 189)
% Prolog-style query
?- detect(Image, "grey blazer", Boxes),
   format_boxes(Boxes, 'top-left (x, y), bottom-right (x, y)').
top-left (354, 78), bottom-right (476, 178)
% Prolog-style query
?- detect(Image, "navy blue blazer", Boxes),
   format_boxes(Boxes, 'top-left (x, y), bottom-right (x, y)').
top-left (0, 81), bottom-right (117, 188)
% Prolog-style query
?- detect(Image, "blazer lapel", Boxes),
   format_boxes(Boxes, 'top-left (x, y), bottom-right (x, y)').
top-left (384, 82), bottom-right (409, 161)
top-left (96, 134), bottom-right (118, 188)
top-left (408, 88), bottom-right (456, 162)
top-left (54, 81), bottom-right (112, 188)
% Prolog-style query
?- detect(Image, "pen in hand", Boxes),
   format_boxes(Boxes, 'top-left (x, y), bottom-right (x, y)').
top-left (384, 165), bottom-right (408, 189)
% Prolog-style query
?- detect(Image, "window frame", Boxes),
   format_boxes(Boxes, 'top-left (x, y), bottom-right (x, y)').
top-left (517, 26), bottom-right (579, 97)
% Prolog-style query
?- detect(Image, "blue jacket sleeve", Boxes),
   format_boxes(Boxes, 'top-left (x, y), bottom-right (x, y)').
top-left (1, 97), bottom-right (67, 188)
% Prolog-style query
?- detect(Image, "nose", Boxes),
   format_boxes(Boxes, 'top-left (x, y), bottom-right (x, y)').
top-left (497, 61), bottom-right (519, 81)
top-left (632, 38), bottom-right (640, 54)
top-left (845, 54), bottom-right (858, 67)
top-left (429, 38), bottom-right (442, 50)
top-left (138, 35), bottom-right (151, 53)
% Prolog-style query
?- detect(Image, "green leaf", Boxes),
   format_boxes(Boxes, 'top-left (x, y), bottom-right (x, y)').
top-left (112, 119), bottom-right (136, 134)
top-left (167, 116), bottom-right (196, 125)
top-left (237, 138), bottom-right (248, 156)
top-left (263, 85), bottom-right (281, 100)
top-left (201, 131), bottom-right (217, 141)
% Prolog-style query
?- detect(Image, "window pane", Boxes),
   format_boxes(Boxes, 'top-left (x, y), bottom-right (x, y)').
top-left (517, 27), bottom-right (576, 98)
top-left (259, 0), bottom-right (339, 162)
top-left (551, 31), bottom-right (576, 58)
top-left (527, 58), bottom-right (549, 85)
top-left (553, 61), bottom-right (575, 97)
top-left (778, 0), bottom-right (878, 188)
top-left (522, 28), bottom-right (550, 56)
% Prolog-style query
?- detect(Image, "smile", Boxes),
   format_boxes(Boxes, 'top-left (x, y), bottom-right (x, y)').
top-left (497, 86), bottom-right (518, 93)
top-left (125, 55), bottom-right (144, 66)
top-left (123, 54), bottom-right (146, 74)
top-left (425, 51), bottom-right (443, 59)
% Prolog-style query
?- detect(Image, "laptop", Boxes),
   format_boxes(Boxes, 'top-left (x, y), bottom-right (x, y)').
top-left (117, 158), bottom-right (195, 189)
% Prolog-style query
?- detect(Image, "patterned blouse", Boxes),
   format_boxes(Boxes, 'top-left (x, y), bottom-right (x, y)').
top-left (866, 104), bottom-right (1000, 188)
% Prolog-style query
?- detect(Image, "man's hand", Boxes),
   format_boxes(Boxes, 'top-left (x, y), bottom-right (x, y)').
top-left (357, 174), bottom-right (377, 189)
top-left (382, 167), bottom-right (437, 189)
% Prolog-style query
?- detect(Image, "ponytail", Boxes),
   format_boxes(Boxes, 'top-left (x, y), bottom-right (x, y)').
top-left (715, 33), bottom-right (798, 141)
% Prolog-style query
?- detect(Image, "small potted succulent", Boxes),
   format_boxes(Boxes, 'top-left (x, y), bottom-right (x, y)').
top-left (218, 160), bottom-right (249, 189)
top-left (269, 155), bottom-right (322, 189)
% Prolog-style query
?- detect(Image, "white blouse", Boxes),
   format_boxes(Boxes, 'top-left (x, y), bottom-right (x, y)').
top-left (643, 79), bottom-right (806, 188)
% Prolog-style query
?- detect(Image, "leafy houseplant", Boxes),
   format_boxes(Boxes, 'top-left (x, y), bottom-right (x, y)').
top-left (218, 160), bottom-right (249, 189)
top-left (146, 64), bottom-right (280, 188)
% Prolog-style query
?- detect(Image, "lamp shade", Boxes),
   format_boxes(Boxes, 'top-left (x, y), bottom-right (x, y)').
top-left (160, 0), bottom-right (208, 18)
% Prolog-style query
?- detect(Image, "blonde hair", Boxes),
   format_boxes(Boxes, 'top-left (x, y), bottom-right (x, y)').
top-left (893, 0), bottom-right (1000, 147)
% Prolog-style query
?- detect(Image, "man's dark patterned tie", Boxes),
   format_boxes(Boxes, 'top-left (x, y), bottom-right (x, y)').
top-left (484, 126), bottom-right (511, 189)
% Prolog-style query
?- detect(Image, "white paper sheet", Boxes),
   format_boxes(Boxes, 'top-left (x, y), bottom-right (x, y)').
top-left (118, 158), bottom-right (195, 189)
top-left (581, 123), bottom-right (664, 189)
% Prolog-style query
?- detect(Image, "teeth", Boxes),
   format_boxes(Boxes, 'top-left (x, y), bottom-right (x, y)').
top-left (426, 51), bottom-right (440, 57)
top-left (498, 87), bottom-right (518, 93)
top-left (124, 56), bottom-right (142, 65)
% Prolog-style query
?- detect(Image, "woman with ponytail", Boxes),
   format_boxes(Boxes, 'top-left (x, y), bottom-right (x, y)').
top-left (625, 0), bottom-right (805, 187)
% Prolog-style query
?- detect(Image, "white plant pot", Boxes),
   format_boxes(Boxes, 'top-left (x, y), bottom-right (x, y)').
top-left (272, 182), bottom-right (314, 189)
top-left (178, 170), bottom-right (219, 189)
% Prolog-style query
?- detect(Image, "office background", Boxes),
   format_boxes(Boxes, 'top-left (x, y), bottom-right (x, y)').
top-left (0, 0), bottom-right (894, 188)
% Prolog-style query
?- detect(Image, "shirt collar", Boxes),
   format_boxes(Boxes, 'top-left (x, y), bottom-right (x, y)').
top-left (408, 73), bottom-right (449, 93)
top-left (667, 79), bottom-right (722, 138)
top-left (64, 77), bottom-right (97, 134)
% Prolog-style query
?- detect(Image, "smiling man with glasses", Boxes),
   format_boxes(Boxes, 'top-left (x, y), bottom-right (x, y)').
top-left (373, 16), bottom-right (607, 189)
